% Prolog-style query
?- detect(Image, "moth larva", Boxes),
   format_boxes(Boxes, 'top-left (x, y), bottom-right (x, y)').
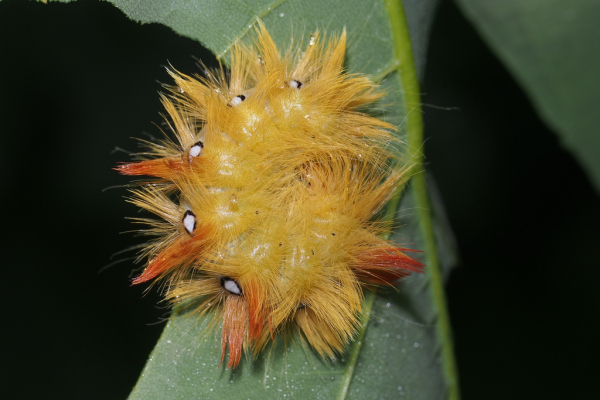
top-left (117, 22), bottom-right (423, 368)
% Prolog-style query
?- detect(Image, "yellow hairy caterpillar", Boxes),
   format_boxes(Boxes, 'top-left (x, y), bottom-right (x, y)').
top-left (116, 22), bottom-right (423, 369)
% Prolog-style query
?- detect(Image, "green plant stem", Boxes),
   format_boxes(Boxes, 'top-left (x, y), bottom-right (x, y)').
top-left (385, 1), bottom-right (461, 398)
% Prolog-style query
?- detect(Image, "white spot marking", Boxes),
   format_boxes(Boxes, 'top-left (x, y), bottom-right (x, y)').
top-left (190, 141), bottom-right (203, 157)
top-left (231, 95), bottom-right (245, 106)
top-left (222, 278), bottom-right (241, 295)
top-left (290, 80), bottom-right (302, 89)
top-left (183, 210), bottom-right (196, 234)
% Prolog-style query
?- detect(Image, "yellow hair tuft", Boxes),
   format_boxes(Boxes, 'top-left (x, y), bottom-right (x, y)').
top-left (118, 21), bottom-right (423, 368)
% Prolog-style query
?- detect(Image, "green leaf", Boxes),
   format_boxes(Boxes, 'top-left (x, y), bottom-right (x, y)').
top-left (51, 0), bottom-right (458, 397)
top-left (128, 183), bottom-right (458, 400)
top-left (455, 0), bottom-right (600, 193)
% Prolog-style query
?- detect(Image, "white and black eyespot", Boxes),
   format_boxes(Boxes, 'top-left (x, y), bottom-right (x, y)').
top-left (189, 140), bottom-right (204, 158)
top-left (182, 210), bottom-right (196, 235)
top-left (221, 277), bottom-right (242, 295)
top-left (297, 303), bottom-right (306, 310)
top-left (229, 95), bottom-right (246, 107)
top-left (290, 80), bottom-right (303, 89)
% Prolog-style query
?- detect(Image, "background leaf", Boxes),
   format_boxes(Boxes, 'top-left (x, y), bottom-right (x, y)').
top-left (455, 0), bottom-right (600, 193)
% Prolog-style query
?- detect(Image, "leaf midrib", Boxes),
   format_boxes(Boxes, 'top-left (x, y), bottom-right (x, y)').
top-left (217, 0), bottom-right (291, 60)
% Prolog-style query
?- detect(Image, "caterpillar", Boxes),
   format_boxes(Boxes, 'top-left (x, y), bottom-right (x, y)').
top-left (116, 22), bottom-right (423, 369)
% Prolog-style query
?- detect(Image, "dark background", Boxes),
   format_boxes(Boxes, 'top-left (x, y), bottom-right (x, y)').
top-left (1, 0), bottom-right (598, 398)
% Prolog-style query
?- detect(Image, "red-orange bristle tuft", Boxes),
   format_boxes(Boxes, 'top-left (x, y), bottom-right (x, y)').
top-left (132, 224), bottom-right (213, 284)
